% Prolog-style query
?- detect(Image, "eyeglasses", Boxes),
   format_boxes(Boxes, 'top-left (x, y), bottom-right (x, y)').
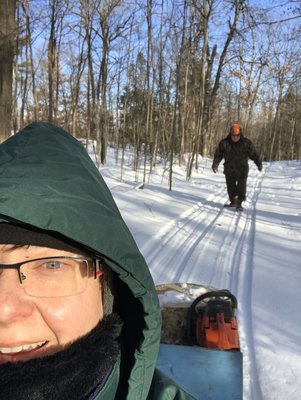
top-left (0, 256), bottom-right (103, 298)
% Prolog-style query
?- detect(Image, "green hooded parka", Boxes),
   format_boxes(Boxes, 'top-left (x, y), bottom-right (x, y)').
top-left (0, 122), bottom-right (195, 399)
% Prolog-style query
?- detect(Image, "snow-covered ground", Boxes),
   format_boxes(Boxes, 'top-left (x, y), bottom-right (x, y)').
top-left (98, 147), bottom-right (301, 400)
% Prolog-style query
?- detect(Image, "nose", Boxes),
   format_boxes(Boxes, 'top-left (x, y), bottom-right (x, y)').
top-left (0, 270), bottom-right (34, 324)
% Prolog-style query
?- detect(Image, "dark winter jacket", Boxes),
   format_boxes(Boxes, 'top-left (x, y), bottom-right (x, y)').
top-left (0, 122), bottom-right (194, 399)
top-left (212, 134), bottom-right (262, 175)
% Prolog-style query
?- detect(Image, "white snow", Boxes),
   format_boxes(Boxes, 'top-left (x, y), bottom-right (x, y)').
top-left (98, 147), bottom-right (301, 400)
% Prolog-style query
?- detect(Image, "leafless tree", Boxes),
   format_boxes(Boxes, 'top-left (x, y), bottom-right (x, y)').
top-left (0, 0), bottom-right (17, 141)
top-left (4, 0), bottom-right (301, 176)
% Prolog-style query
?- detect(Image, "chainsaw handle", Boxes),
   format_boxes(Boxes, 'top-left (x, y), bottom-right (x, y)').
top-left (190, 290), bottom-right (238, 310)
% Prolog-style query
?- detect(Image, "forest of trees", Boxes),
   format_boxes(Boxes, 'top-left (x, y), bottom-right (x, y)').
top-left (0, 0), bottom-right (301, 185)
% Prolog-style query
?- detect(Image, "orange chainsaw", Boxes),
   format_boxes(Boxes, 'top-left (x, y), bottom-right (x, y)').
top-left (186, 290), bottom-right (240, 350)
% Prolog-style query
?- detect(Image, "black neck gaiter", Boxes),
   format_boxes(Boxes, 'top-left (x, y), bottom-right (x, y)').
top-left (0, 313), bottom-right (122, 400)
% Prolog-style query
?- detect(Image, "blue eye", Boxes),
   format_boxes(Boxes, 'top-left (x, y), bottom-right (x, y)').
top-left (43, 261), bottom-right (63, 270)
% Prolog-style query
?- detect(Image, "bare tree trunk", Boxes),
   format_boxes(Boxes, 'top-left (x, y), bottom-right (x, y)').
top-left (55, 19), bottom-right (64, 122)
top-left (202, 0), bottom-right (245, 156)
top-left (80, 0), bottom-right (98, 155)
top-left (20, 26), bottom-right (29, 127)
top-left (48, 0), bottom-right (57, 123)
top-left (12, 3), bottom-right (19, 133)
top-left (119, 19), bottom-right (135, 180)
top-left (99, 18), bottom-right (109, 165)
top-left (97, 1), bottom-right (132, 164)
top-left (169, 0), bottom-right (188, 190)
top-left (187, 0), bottom-right (212, 179)
top-left (269, 72), bottom-right (285, 160)
top-left (70, 39), bottom-right (86, 134)
top-left (143, 0), bottom-right (154, 185)
top-left (277, 118), bottom-right (284, 160)
top-left (179, 61), bottom-right (190, 168)
top-left (21, 2), bottom-right (38, 121)
top-left (0, 0), bottom-right (16, 141)
top-left (289, 89), bottom-right (298, 160)
top-left (156, 0), bottom-right (171, 168)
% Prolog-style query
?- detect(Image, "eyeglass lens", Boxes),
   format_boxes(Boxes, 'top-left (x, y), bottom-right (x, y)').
top-left (17, 257), bottom-right (90, 297)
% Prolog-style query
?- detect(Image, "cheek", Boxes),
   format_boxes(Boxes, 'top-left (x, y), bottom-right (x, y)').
top-left (38, 280), bottom-right (103, 345)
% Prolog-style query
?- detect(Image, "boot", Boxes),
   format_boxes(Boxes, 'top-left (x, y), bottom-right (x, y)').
top-left (224, 195), bottom-right (238, 208)
top-left (235, 198), bottom-right (243, 211)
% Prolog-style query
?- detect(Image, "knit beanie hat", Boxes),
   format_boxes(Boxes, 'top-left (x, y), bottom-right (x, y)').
top-left (231, 124), bottom-right (241, 134)
top-left (0, 222), bottom-right (86, 254)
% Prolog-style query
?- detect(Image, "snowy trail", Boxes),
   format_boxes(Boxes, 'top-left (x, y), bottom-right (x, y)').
top-left (232, 171), bottom-right (264, 400)
top-left (140, 168), bottom-right (265, 400)
top-left (140, 186), bottom-right (226, 283)
top-left (140, 172), bottom-right (261, 291)
top-left (104, 155), bottom-right (301, 400)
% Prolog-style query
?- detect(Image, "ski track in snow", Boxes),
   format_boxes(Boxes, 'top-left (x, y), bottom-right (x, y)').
top-left (140, 169), bottom-right (265, 400)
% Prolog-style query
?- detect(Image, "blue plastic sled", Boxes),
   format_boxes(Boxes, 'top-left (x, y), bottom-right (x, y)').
top-left (156, 343), bottom-right (243, 400)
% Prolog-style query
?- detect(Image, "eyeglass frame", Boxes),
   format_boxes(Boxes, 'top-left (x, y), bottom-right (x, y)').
top-left (0, 256), bottom-right (103, 294)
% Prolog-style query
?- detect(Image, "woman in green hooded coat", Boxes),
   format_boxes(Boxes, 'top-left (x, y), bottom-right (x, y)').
top-left (0, 122), bottom-right (195, 399)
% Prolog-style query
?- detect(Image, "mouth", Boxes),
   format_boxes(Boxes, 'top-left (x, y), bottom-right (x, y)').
top-left (0, 341), bottom-right (47, 357)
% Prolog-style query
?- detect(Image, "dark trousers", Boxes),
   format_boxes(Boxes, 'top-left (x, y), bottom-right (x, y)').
top-left (225, 172), bottom-right (248, 201)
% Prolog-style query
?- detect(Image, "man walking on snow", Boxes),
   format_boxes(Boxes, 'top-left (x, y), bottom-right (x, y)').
top-left (212, 123), bottom-right (262, 210)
